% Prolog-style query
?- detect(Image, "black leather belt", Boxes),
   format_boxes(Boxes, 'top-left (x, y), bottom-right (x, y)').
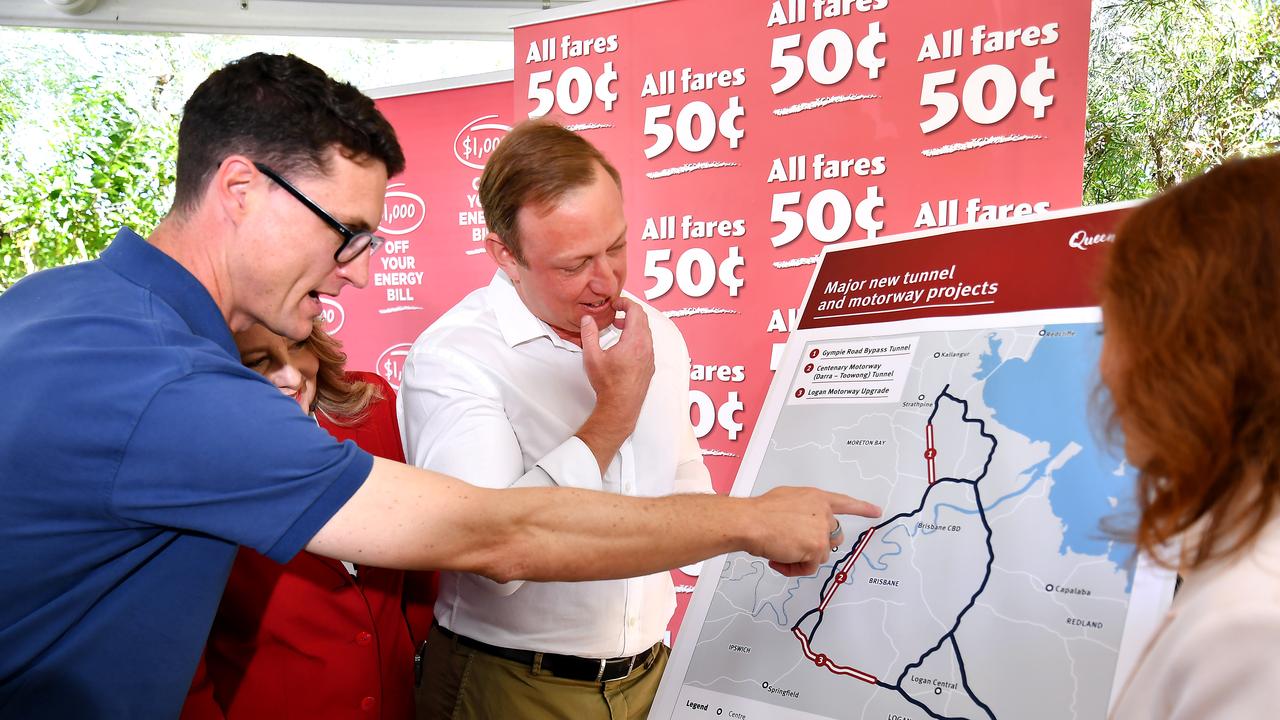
top-left (435, 623), bottom-right (655, 683)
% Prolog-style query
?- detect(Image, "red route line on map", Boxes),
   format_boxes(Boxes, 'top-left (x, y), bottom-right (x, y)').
top-left (925, 423), bottom-right (937, 484)
top-left (793, 527), bottom-right (881, 684)
top-left (820, 527), bottom-right (875, 612)
top-left (795, 421), bottom-right (942, 686)
top-left (792, 626), bottom-right (879, 684)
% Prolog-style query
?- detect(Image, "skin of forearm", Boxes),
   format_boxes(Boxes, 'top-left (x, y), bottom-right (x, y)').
top-left (472, 489), bottom-right (750, 584)
top-left (311, 460), bottom-right (850, 581)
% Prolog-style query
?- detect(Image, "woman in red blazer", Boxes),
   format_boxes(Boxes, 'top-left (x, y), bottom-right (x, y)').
top-left (183, 323), bottom-right (435, 720)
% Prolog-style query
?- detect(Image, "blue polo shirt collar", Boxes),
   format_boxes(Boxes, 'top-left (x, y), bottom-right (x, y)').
top-left (99, 227), bottom-right (238, 358)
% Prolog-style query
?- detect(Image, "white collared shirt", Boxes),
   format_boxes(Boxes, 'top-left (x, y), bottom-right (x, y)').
top-left (397, 271), bottom-right (712, 658)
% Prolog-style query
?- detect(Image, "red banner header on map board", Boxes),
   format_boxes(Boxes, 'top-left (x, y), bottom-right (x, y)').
top-left (799, 204), bottom-right (1134, 330)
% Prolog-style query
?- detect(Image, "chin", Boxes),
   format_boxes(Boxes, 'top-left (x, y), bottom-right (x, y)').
top-left (284, 317), bottom-right (315, 343)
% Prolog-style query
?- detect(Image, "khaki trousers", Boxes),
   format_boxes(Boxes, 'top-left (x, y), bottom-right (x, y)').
top-left (416, 624), bottom-right (669, 720)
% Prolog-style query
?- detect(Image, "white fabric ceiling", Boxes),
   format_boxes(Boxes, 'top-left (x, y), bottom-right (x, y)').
top-left (0, 0), bottom-right (591, 40)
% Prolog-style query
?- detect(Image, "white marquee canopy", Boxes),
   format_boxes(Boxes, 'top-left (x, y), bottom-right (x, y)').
top-left (0, 0), bottom-right (590, 40)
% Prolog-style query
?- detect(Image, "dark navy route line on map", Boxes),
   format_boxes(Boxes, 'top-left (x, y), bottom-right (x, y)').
top-left (790, 384), bottom-right (1001, 720)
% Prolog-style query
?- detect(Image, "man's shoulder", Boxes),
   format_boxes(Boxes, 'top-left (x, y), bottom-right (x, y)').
top-left (3, 258), bottom-right (229, 361)
top-left (3, 260), bottom-right (164, 368)
top-left (620, 292), bottom-right (688, 357)
top-left (2, 257), bottom-right (135, 318)
top-left (409, 286), bottom-right (505, 356)
top-left (0, 257), bottom-right (251, 424)
top-left (0, 258), bottom-right (275, 513)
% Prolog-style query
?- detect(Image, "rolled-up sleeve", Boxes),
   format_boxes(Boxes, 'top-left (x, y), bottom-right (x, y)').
top-left (398, 346), bottom-right (602, 492)
top-left (397, 344), bottom-right (607, 595)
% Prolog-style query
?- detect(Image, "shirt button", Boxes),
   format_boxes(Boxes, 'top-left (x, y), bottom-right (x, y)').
top-left (627, 617), bottom-right (637, 628)
top-left (356, 631), bottom-right (373, 645)
top-left (361, 696), bottom-right (377, 712)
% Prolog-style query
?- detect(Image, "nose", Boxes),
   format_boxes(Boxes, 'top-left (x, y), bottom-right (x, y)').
top-left (586, 256), bottom-right (615, 295)
top-left (336, 249), bottom-right (371, 290)
top-left (267, 360), bottom-right (304, 396)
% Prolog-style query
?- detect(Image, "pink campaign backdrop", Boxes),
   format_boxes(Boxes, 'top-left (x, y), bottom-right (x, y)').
top-left (512, 0), bottom-right (1091, 634)
top-left (323, 74), bottom-right (514, 386)
top-left (327, 0), bottom-right (1093, 641)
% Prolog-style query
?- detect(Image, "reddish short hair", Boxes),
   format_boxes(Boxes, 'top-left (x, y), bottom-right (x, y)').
top-left (478, 119), bottom-right (621, 265)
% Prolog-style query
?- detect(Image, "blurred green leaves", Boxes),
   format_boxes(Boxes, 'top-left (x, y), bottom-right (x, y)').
top-left (1085, 0), bottom-right (1280, 203)
top-left (0, 41), bottom-right (178, 291)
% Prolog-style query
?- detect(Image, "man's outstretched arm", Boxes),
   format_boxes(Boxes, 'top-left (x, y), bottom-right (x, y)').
top-left (306, 457), bottom-right (879, 581)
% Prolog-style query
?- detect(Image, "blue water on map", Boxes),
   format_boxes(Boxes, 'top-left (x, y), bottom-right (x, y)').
top-left (974, 334), bottom-right (1003, 380)
top-left (978, 324), bottom-right (1136, 579)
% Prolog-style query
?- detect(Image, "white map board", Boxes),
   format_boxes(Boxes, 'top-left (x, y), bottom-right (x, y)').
top-left (652, 306), bottom-right (1177, 720)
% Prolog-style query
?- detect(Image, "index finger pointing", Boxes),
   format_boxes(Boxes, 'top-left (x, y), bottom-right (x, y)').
top-left (827, 492), bottom-right (882, 519)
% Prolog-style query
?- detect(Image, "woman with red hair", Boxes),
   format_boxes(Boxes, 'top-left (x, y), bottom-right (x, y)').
top-left (1101, 154), bottom-right (1280, 718)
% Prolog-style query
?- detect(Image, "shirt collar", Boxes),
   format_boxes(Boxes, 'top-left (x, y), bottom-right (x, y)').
top-left (487, 270), bottom-right (619, 352)
top-left (99, 227), bottom-right (239, 359)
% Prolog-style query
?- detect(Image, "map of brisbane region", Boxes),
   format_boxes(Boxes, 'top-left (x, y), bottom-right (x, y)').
top-left (651, 309), bottom-right (1176, 720)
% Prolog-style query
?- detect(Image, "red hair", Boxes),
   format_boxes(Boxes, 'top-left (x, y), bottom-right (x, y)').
top-left (1100, 153), bottom-right (1280, 569)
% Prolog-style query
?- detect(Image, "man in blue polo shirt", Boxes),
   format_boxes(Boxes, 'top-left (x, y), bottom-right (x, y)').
top-left (0, 53), bottom-right (876, 718)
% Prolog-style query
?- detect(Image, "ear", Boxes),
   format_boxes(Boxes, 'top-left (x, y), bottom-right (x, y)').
top-left (210, 155), bottom-right (260, 226)
top-left (485, 232), bottom-right (522, 284)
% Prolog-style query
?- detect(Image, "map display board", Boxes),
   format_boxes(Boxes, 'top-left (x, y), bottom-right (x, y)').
top-left (652, 205), bottom-right (1177, 720)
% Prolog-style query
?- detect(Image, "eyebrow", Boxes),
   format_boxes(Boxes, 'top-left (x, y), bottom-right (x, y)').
top-left (576, 228), bottom-right (627, 255)
top-left (342, 218), bottom-right (377, 234)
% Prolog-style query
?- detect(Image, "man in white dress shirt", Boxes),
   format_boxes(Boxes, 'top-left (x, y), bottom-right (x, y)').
top-left (398, 119), bottom-right (712, 719)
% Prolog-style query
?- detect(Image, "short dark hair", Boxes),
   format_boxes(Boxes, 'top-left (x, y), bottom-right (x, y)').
top-left (172, 53), bottom-right (404, 214)
top-left (478, 119), bottom-right (621, 265)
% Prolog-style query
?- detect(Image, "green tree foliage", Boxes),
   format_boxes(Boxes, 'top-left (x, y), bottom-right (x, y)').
top-left (1085, 0), bottom-right (1280, 203)
top-left (0, 41), bottom-right (179, 291)
top-left (0, 29), bottom-right (510, 292)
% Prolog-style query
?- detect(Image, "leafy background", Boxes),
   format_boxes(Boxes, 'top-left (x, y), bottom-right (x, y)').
top-left (0, 31), bottom-right (510, 290)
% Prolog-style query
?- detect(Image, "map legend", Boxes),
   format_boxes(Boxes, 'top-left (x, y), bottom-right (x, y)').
top-left (788, 337), bottom-right (919, 405)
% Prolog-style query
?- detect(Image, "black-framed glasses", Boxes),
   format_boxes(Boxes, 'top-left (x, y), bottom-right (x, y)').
top-left (254, 162), bottom-right (385, 263)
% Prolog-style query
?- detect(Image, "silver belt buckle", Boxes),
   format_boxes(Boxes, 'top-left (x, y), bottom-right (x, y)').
top-left (596, 654), bottom-right (637, 683)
